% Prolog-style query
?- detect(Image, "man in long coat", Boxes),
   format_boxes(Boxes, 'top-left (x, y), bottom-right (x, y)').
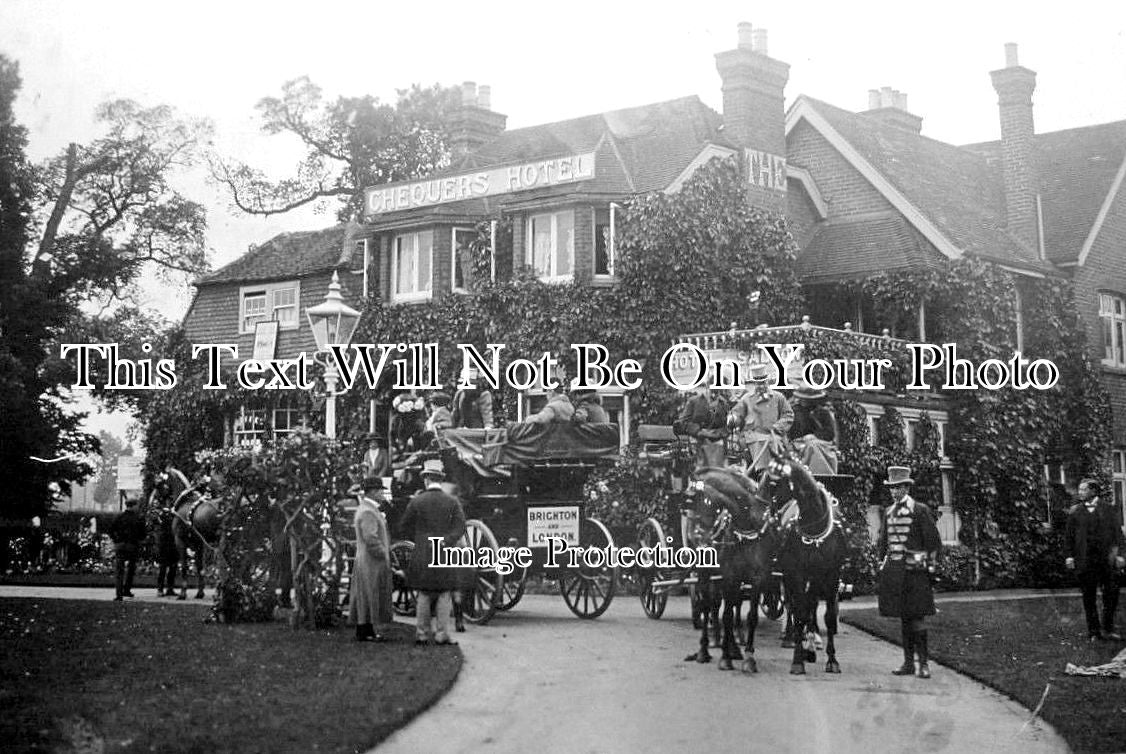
top-left (451, 366), bottom-right (495, 429)
top-left (877, 466), bottom-right (942, 679)
top-left (789, 383), bottom-right (839, 474)
top-left (727, 363), bottom-right (793, 471)
top-left (1065, 478), bottom-right (1125, 640)
top-left (350, 477), bottom-right (393, 642)
top-left (400, 460), bottom-right (466, 645)
top-left (675, 384), bottom-right (730, 469)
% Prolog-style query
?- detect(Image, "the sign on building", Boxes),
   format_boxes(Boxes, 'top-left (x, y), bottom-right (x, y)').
top-left (527, 505), bottom-right (580, 548)
top-left (252, 320), bottom-right (279, 361)
top-left (746, 149), bottom-right (787, 192)
top-left (365, 153), bottom-right (596, 216)
top-left (116, 456), bottom-right (144, 492)
top-left (665, 344), bottom-right (804, 389)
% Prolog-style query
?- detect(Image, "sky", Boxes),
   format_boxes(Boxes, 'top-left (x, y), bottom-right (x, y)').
top-left (2, 0), bottom-right (1125, 439)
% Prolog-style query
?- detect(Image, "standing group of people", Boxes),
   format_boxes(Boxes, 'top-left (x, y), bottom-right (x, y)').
top-left (347, 460), bottom-right (468, 646)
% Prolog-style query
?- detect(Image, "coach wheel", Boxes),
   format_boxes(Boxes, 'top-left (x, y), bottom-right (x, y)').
top-left (462, 519), bottom-right (503, 625)
top-left (559, 517), bottom-right (617, 620)
top-left (495, 564), bottom-right (528, 612)
top-left (636, 517), bottom-right (668, 620)
top-left (389, 540), bottom-right (417, 617)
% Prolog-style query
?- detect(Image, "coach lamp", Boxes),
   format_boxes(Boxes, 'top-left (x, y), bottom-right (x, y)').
top-left (306, 271), bottom-right (362, 439)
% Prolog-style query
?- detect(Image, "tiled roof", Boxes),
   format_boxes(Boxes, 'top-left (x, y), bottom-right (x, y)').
top-left (797, 213), bottom-right (945, 284)
top-left (197, 225), bottom-right (349, 286)
top-left (967, 121), bottom-right (1126, 263)
top-left (797, 97), bottom-right (1055, 273)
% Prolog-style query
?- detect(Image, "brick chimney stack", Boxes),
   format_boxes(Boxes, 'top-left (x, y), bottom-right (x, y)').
top-left (990, 43), bottom-right (1038, 252)
top-left (450, 81), bottom-right (507, 160)
top-left (861, 86), bottom-right (923, 134)
top-left (715, 22), bottom-right (790, 156)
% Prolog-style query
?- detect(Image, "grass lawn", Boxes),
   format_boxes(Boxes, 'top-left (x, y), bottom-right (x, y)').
top-left (0, 597), bottom-right (460, 753)
top-left (842, 596), bottom-right (1126, 754)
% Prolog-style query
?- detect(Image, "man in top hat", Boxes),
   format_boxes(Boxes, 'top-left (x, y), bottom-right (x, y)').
top-left (571, 387), bottom-right (609, 424)
top-left (1065, 478), bottom-right (1124, 641)
top-left (399, 459), bottom-right (466, 645)
top-left (727, 363), bottom-right (793, 471)
top-left (451, 366), bottom-right (495, 429)
top-left (789, 382), bottom-right (839, 474)
top-left (877, 466), bottom-right (942, 679)
top-left (350, 476), bottom-right (393, 642)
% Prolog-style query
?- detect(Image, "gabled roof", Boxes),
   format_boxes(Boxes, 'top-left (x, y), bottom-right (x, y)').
top-left (798, 213), bottom-right (944, 284)
top-left (197, 225), bottom-right (348, 287)
top-left (787, 96), bottom-right (1056, 275)
top-left (471, 95), bottom-right (725, 194)
top-left (967, 120), bottom-right (1126, 264)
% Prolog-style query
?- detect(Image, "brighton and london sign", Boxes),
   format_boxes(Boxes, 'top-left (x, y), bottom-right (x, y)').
top-left (527, 505), bottom-right (580, 548)
top-left (364, 152), bottom-right (596, 216)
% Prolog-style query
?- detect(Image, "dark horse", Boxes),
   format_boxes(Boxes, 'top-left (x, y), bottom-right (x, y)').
top-left (151, 467), bottom-right (221, 600)
top-left (683, 466), bottom-right (779, 672)
top-left (765, 454), bottom-right (849, 675)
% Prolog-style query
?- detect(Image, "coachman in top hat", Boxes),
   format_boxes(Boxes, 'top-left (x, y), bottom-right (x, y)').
top-left (877, 465), bottom-right (942, 679)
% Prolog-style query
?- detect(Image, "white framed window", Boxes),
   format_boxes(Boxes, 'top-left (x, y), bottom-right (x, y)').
top-left (240, 281), bottom-right (300, 334)
top-left (392, 230), bottom-right (433, 302)
top-left (1101, 293), bottom-right (1126, 366)
top-left (594, 205), bottom-right (618, 279)
top-left (233, 407), bottom-right (266, 447)
top-left (452, 228), bottom-right (476, 294)
top-left (527, 210), bottom-right (574, 281)
top-left (273, 406), bottom-right (305, 439)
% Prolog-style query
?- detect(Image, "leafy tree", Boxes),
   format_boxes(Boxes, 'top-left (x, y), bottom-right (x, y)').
top-left (211, 78), bottom-right (461, 222)
top-left (0, 54), bottom-right (211, 518)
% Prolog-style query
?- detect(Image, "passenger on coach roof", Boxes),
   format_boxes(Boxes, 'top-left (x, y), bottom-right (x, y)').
top-left (525, 385), bottom-right (574, 424)
top-left (571, 388), bottom-right (609, 424)
top-left (451, 367), bottom-right (495, 429)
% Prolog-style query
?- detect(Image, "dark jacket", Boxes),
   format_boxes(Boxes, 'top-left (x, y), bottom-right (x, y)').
top-left (675, 393), bottom-right (730, 440)
top-left (400, 487), bottom-right (467, 592)
top-left (451, 387), bottom-right (495, 428)
top-left (1065, 500), bottom-right (1124, 573)
top-left (790, 401), bottom-right (838, 443)
top-left (877, 497), bottom-right (941, 619)
top-left (109, 508), bottom-right (146, 550)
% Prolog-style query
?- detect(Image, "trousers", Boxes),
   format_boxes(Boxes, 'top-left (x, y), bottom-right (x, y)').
top-left (416, 590), bottom-right (452, 641)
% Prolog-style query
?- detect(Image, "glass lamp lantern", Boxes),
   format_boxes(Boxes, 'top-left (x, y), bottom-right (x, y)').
top-left (306, 271), bottom-right (361, 352)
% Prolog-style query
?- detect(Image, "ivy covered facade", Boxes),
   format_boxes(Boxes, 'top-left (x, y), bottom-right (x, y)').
top-left (171, 26), bottom-right (1124, 588)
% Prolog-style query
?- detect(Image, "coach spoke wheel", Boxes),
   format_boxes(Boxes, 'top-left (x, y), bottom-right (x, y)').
top-left (389, 540), bottom-right (417, 617)
top-left (559, 518), bottom-right (617, 620)
top-left (636, 517), bottom-right (668, 619)
top-left (495, 564), bottom-right (528, 612)
top-left (463, 519), bottom-right (503, 625)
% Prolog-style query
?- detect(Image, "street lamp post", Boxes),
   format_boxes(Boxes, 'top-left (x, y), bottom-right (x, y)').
top-left (305, 271), bottom-right (361, 439)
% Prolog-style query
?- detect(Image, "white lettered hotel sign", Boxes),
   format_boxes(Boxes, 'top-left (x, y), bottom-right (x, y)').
top-left (746, 148), bottom-right (787, 192)
top-left (365, 153), bottom-right (596, 216)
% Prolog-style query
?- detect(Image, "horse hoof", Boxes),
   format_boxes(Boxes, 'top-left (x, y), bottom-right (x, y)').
top-left (804, 649), bottom-right (817, 664)
top-left (718, 658), bottom-right (734, 671)
top-left (790, 663), bottom-right (806, 675)
top-left (825, 660), bottom-right (841, 674)
top-left (741, 658), bottom-right (758, 674)
top-left (781, 638), bottom-right (795, 648)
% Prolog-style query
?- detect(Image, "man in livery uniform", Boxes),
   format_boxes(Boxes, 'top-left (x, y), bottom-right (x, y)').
top-left (878, 465), bottom-right (942, 679)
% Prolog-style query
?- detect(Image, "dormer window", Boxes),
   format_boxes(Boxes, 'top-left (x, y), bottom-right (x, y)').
top-left (392, 230), bottom-right (433, 303)
top-left (527, 210), bottom-right (574, 282)
top-left (240, 281), bottom-right (300, 334)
